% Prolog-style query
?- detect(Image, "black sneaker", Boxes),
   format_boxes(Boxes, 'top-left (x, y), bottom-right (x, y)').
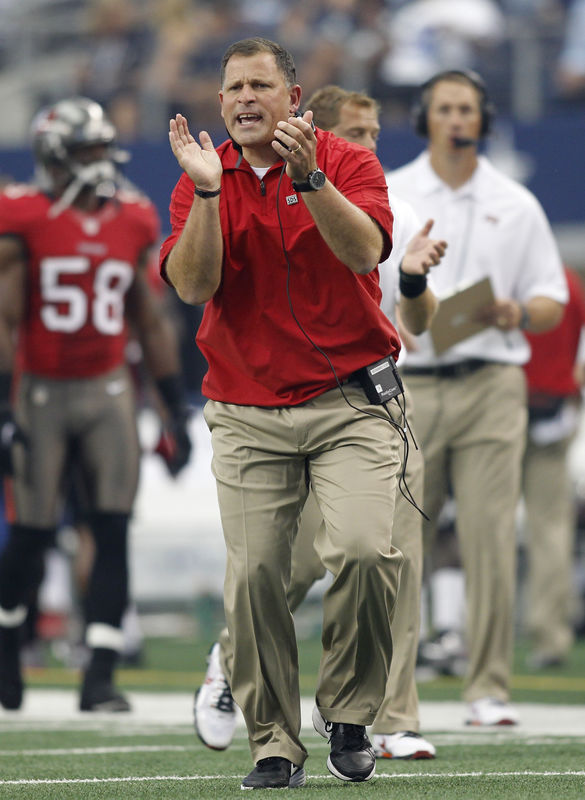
top-left (0, 626), bottom-right (23, 710)
top-left (312, 706), bottom-right (375, 782)
top-left (241, 757), bottom-right (306, 789)
top-left (79, 677), bottom-right (131, 712)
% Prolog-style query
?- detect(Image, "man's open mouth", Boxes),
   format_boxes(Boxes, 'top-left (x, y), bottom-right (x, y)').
top-left (237, 113), bottom-right (262, 126)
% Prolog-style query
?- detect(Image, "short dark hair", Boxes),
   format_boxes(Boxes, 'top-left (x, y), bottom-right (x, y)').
top-left (221, 37), bottom-right (297, 89)
top-left (420, 70), bottom-right (486, 112)
top-left (413, 69), bottom-right (494, 138)
top-left (304, 85), bottom-right (380, 130)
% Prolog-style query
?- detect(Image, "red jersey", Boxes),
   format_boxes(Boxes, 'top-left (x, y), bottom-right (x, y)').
top-left (0, 184), bottom-right (160, 378)
top-left (524, 267), bottom-right (585, 397)
top-left (160, 129), bottom-right (398, 406)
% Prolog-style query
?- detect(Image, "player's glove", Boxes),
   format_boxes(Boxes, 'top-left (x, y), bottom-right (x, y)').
top-left (155, 375), bottom-right (193, 478)
top-left (154, 411), bottom-right (192, 477)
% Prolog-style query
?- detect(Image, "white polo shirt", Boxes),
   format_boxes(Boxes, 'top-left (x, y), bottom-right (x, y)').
top-left (378, 188), bottom-right (423, 324)
top-left (387, 152), bottom-right (568, 367)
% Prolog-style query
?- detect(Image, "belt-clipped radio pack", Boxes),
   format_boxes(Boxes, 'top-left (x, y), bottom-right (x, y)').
top-left (353, 354), bottom-right (404, 405)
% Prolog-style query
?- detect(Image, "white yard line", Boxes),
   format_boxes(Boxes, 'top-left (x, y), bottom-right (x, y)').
top-left (1, 771), bottom-right (585, 787)
top-left (0, 745), bottom-right (196, 756)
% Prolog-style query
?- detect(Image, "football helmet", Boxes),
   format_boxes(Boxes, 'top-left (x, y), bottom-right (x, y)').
top-left (31, 97), bottom-right (129, 201)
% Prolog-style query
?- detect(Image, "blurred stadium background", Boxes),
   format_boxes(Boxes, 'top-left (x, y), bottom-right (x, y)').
top-left (1, 0), bottom-right (584, 258)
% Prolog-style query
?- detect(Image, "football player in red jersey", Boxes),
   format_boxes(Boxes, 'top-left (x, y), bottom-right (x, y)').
top-left (0, 97), bottom-right (192, 711)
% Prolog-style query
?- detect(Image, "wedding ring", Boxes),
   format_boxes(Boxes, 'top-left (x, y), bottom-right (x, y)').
top-left (292, 144), bottom-right (303, 154)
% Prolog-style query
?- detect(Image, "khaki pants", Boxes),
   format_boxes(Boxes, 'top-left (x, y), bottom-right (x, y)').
top-left (220, 390), bottom-right (424, 734)
top-left (523, 434), bottom-right (576, 660)
top-left (285, 387), bottom-right (425, 736)
top-left (406, 364), bottom-right (527, 703)
top-left (372, 384), bottom-right (424, 733)
top-left (205, 383), bottom-right (404, 766)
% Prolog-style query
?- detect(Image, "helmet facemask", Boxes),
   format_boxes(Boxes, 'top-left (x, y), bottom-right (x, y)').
top-left (30, 97), bottom-right (130, 214)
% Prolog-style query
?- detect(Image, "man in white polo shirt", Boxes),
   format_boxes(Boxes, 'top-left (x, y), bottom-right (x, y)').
top-left (389, 69), bottom-right (568, 726)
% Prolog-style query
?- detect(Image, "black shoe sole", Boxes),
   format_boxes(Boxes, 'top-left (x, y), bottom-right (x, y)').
top-left (0, 686), bottom-right (23, 710)
top-left (241, 767), bottom-right (306, 789)
top-left (80, 698), bottom-right (131, 712)
top-left (79, 683), bottom-right (131, 712)
top-left (327, 755), bottom-right (375, 782)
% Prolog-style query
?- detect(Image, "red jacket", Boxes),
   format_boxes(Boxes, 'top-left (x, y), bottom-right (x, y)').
top-left (524, 267), bottom-right (585, 398)
top-left (160, 130), bottom-right (398, 406)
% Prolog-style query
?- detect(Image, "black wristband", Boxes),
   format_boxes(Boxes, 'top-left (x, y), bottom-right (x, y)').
top-left (0, 373), bottom-right (11, 406)
top-left (399, 266), bottom-right (428, 299)
top-left (518, 304), bottom-right (530, 330)
top-left (194, 187), bottom-right (221, 199)
top-left (156, 374), bottom-right (187, 418)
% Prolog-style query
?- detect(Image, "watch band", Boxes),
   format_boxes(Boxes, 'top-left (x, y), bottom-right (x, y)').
top-left (292, 180), bottom-right (313, 192)
top-left (194, 187), bottom-right (221, 198)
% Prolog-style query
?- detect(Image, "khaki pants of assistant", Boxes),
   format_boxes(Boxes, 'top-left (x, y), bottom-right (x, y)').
top-left (523, 434), bottom-right (576, 660)
top-left (220, 383), bottom-right (424, 735)
top-left (205, 383), bottom-right (404, 767)
top-left (407, 364), bottom-right (527, 703)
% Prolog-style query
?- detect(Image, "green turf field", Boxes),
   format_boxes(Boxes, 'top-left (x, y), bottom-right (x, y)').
top-left (1, 631), bottom-right (584, 798)
top-left (1, 722), bottom-right (584, 798)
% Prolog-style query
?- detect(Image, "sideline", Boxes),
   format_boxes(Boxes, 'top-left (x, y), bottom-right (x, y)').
top-left (1, 691), bottom-right (584, 736)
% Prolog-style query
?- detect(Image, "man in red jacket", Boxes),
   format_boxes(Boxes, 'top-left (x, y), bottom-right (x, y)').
top-left (160, 36), bottom-right (410, 789)
top-left (522, 266), bottom-right (585, 668)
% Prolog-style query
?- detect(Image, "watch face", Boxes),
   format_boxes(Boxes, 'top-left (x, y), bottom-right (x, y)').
top-left (309, 169), bottom-right (326, 190)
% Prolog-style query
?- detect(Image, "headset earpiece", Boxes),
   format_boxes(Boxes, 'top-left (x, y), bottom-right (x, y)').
top-left (411, 98), bottom-right (429, 138)
top-left (411, 69), bottom-right (495, 139)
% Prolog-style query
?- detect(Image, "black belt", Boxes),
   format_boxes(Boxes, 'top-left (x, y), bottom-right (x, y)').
top-left (401, 359), bottom-right (491, 379)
